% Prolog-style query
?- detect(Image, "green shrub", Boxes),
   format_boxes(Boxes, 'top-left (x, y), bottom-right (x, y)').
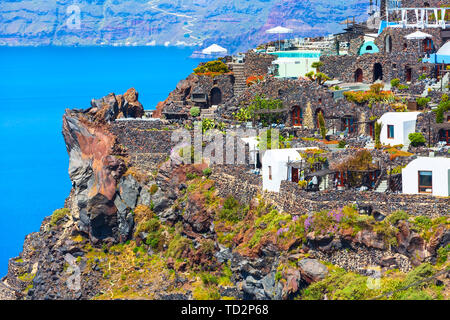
top-left (387, 210), bottom-right (409, 225)
top-left (338, 140), bottom-right (347, 149)
top-left (194, 60), bottom-right (229, 74)
top-left (374, 121), bottom-right (383, 149)
top-left (418, 74), bottom-right (427, 81)
top-left (416, 97), bottom-right (431, 108)
top-left (390, 78), bottom-right (400, 88)
top-left (50, 208), bottom-right (70, 226)
top-left (318, 112), bottom-right (326, 140)
top-left (219, 196), bottom-right (246, 222)
top-left (434, 100), bottom-right (450, 123)
top-left (190, 107), bottom-right (200, 117)
top-left (202, 168), bottom-right (212, 177)
top-left (436, 244), bottom-right (450, 264)
top-left (408, 132), bottom-right (426, 147)
top-left (200, 273), bottom-right (219, 286)
top-left (167, 234), bottom-right (192, 259)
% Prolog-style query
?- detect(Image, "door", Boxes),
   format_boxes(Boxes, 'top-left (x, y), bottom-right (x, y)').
top-left (355, 68), bottom-right (363, 82)
top-left (406, 67), bottom-right (412, 82)
top-left (292, 168), bottom-right (299, 183)
top-left (292, 106), bottom-right (302, 126)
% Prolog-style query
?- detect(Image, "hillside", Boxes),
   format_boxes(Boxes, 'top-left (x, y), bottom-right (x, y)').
top-left (0, 0), bottom-right (370, 52)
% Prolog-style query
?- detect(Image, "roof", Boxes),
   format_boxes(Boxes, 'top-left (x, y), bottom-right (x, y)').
top-left (405, 31), bottom-right (433, 40)
top-left (438, 41), bottom-right (450, 55)
top-left (404, 157), bottom-right (450, 171)
top-left (263, 147), bottom-right (318, 163)
top-left (379, 112), bottom-right (421, 123)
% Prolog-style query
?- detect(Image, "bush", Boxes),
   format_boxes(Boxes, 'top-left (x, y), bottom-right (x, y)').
top-left (50, 208), bottom-right (70, 226)
top-left (194, 60), bottom-right (229, 75)
top-left (202, 168), bottom-right (212, 177)
top-left (318, 112), bottom-right (326, 140)
top-left (338, 140), bottom-right (347, 149)
top-left (370, 83), bottom-right (384, 94)
top-left (416, 97), bottom-right (431, 109)
top-left (219, 196), bottom-right (245, 222)
top-left (387, 210), bottom-right (409, 225)
top-left (390, 78), bottom-right (400, 88)
top-left (190, 107), bottom-right (200, 117)
top-left (167, 234), bottom-right (192, 259)
top-left (408, 132), bottom-right (426, 147)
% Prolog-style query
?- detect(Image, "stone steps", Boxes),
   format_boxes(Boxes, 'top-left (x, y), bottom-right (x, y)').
top-left (230, 63), bottom-right (247, 97)
top-left (375, 180), bottom-right (388, 193)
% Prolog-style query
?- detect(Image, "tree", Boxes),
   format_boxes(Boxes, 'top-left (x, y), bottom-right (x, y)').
top-left (311, 61), bottom-right (324, 73)
top-left (318, 112), bottom-right (327, 139)
top-left (374, 121), bottom-right (383, 149)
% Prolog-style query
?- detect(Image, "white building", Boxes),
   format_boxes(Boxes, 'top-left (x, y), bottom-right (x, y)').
top-left (262, 148), bottom-right (318, 192)
top-left (378, 112), bottom-right (421, 146)
top-left (402, 157), bottom-right (450, 197)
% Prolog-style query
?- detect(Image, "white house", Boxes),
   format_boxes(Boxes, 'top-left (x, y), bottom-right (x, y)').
top-left (378, 112), bottom-right (421, 146)
top-left (402, 157), bottom-right (450, 197)
top-left (262, 148), bottom-right (318, 192)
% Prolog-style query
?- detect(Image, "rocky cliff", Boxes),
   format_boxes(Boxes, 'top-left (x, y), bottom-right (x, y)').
top-left (0, 0), bottom-right (370, 52)
top-left (1, 89), bottom-right (448, 300)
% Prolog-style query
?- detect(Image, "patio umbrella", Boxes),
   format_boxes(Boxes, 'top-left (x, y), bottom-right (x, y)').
top-left (405, 31), bottom-right (433, 53)
top-left (266, 26), bottom-right (293, 51)
top-left (202, 44), bottom-right (228, 55)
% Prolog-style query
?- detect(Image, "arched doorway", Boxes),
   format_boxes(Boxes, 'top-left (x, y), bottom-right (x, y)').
top-left (354, 68), bottom-right (363, 82)
top-left (292, 106), bottom-right (302, 127)
top-left (315, 108), bottom-right (324, 128)
top-left (373, 63), bottom-right (383, 82)
top-left (385, 35), bottom-right (392, 53)
top-left (210, 87), bottom-right (222, 106)
top-left (405, 66), bottom-right (412, 82)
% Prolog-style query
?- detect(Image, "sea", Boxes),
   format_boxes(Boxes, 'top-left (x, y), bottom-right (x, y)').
top-left (0, 46), bottom-right (203, 276)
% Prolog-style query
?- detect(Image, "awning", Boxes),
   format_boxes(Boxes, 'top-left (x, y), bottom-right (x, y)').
top-left (405, 31), bottom-right (433, 40)
top-left (202, 44), bottom-right (228, 55)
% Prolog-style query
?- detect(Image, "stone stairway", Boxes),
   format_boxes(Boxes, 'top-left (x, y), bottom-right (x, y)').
top-left (230, 63), bottom-right (247, 97)
top-left (375, 179), bottom-right (388, 193)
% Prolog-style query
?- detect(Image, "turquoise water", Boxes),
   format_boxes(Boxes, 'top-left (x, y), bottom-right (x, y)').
top-left (269, 51), bottom-right (321, 58)
top-left (0, 46), bottom-right (201, 276)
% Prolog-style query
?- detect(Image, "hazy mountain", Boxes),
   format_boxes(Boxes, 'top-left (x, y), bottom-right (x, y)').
top-left (0, 0), bottom-right (371, 52)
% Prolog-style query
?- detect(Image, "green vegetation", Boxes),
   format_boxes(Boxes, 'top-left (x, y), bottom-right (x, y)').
top-left (150, 184), bottom-right (158, 195)
top-left (387, 210), bottom-right (409, 225)
top-left (318, 111), bottom-right (326, 139)
top-left (408, 132), bottom-right (426, 147)
top-left (257, 129), bottom-right (293, 151)
top-left (190, 107), bottom-right (200, 117)
top-left (194, 60), bottom-right (230, 75)
top-left (50, 208), bottom-right (70, 226)
top-left (390, 78), bottom-right (400, 88)
top-left (202, 167), bottom-right (212, 177)
top-left (233, 95), bottom-right (285, 126)
top-left (218, 196), bottom-right (248, 223)
top-left (374, 121), bottom-right (383, 149)
top-left (434, 100), bottom-right (450, 123)
top-left (338, 140), bottom-right (347, 149)
top-left (416, 97), bottom-right (431, 109)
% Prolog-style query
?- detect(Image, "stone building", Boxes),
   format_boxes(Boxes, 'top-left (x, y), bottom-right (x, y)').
top-left (220, 77), bottom-right (392, 138)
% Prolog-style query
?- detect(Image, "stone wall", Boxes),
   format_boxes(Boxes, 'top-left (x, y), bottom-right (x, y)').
top-left (244, 51), bottom-right (277, 78)
top-left (212, 165), bottom-right (449, 218)
top-left (221, 77), bottom-right (391, 137)
top-left (321, 27), bottom-right (443, 84)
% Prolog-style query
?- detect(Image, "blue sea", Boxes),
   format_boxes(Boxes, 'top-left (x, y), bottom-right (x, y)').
top-left (0, 46), bottom-right (202, 276)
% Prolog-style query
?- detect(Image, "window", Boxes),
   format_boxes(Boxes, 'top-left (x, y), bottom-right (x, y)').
top-left (418, 171), bottom-right (432, 194)
top-left (268, 166), bottom-right (272, 180)
top-left (387, 125), bottom-right (394, 139)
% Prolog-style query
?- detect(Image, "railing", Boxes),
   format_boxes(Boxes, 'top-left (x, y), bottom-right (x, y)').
top-left (387, 7), bottom-right (449, 29)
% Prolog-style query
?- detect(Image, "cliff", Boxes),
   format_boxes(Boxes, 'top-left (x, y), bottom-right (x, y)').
top-left (0, 0), bottom-right (370, 52)
top-left (1, 89), bottom-right (449, 300)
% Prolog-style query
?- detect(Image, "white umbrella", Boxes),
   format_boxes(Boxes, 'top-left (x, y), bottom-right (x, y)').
top-left (404, 31), bottom-right (433, 40)
top-left (405, 31), bottom-right (433, 54)
top-left (266, 26), bottom-right (293, 51)
top-left (202, 44), bottom-right (228, 55)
